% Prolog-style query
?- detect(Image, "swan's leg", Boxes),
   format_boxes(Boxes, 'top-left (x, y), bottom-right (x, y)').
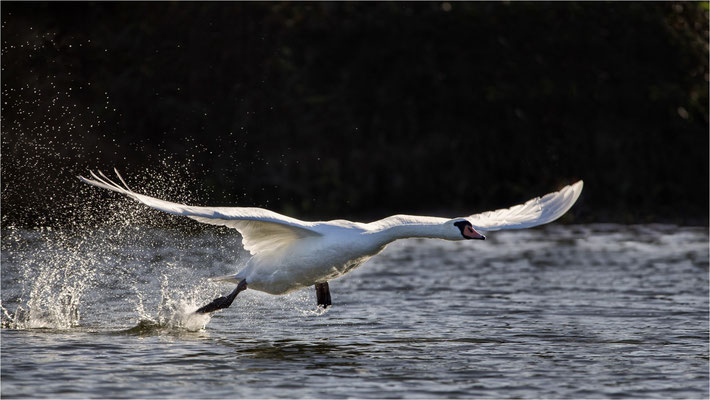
top-left (315, 282), bottom-right (332, 308)
top-left (195, 279), bottom-right (248, 314)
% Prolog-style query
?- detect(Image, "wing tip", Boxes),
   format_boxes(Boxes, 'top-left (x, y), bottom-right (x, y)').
top-left (572, 179), bottom-right (583, 192)
top-left (470, 179), bottom-right (584, 232)
top-left (79, 168), bottom-right (135, 197)
top-left (568, 179), bottom-right (584, 204)
top-left (548, 179), bottom-right (583, 222)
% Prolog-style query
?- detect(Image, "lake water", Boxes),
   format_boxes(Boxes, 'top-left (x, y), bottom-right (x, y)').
top-left (1, 223), bottom-right (708, 398)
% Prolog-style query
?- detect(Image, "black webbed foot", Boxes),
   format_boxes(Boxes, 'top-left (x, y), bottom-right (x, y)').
top-left (315, 282), bottom-right (332, 308)
top-left (195, 279), bottom-right (247, 314)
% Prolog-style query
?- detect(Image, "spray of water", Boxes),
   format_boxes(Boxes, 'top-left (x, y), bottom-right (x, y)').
top-left (123, 272), bottom-right (212, 334)
top-left (1, 30), bottom-right (258, 333)
top-left (2, 228), bottom-right (95, 329)
top-left (1, 163), bottom-right (247, 333)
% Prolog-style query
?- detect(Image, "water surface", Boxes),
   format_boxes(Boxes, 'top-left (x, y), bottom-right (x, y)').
top-left (2, 224), bottom-right (708, 398)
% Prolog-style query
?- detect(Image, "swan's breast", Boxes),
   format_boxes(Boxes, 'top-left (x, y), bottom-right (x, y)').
top-left (244, 228), bottom-right (386, 294)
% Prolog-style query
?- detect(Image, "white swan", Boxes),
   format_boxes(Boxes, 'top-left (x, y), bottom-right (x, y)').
top-left (79, 170), bottom-right (583, 312)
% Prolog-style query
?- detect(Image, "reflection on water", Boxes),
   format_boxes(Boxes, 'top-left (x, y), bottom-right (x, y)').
top-left (1, 224), bottom-right (708, 398)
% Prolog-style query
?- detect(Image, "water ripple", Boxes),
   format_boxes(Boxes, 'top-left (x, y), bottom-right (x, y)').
top-left (1, 224), bottom-right (708, 398)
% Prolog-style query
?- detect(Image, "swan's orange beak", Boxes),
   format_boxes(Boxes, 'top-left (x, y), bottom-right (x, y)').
top-left (464, 225), bottom-right (486, 240)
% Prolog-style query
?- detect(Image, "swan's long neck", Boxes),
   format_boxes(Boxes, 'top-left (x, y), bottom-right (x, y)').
top-left (368, 216), bottom-right (450, 245)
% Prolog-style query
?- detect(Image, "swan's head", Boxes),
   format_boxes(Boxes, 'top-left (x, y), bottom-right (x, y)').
top-left (452, 220), bottom-right (486, 240)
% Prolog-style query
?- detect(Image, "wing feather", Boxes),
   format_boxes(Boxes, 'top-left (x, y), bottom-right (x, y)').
top-left (79, 170), bottom-right (322, 256)
top-left (467, 181), bottom-right (583, 232)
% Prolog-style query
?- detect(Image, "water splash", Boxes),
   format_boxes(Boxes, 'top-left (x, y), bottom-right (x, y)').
top-left (122, 306), bottom-right (212, 335)
top-left (1, 228), bottom-right (98, 330)
top-left (0, 24), bottom-right (247, 333)
top-left (1, 166), bottom-right (246, 333)
top-left (2, 225), bottom-right (242, 332)
top-left (126, 272), bottom-right (213, 333)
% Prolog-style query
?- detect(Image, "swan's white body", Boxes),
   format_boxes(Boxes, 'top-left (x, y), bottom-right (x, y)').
top-left (80, 171), bottom-right (583, 295)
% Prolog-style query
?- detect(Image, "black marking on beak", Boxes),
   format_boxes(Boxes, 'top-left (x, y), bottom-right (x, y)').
top-left (454, 220), bottom-right (484, 240)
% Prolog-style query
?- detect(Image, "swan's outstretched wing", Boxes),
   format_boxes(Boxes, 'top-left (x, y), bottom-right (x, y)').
top-left (79, 170), bottom-right (322, 256)
top-left (467, 181), bottom-right (583, 232)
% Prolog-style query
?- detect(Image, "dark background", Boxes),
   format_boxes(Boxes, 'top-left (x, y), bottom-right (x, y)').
top-left (2, 2), bottom-right (708, 228)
